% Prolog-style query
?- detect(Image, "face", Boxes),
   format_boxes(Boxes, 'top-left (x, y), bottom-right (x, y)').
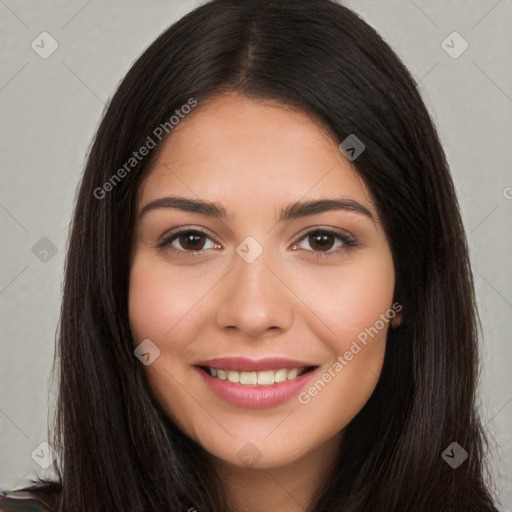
top-left (128, 92), bottom-right (399, 470)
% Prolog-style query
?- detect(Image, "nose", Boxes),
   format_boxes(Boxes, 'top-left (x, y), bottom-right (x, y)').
top-left (216, 246), bottom-right (295, 339)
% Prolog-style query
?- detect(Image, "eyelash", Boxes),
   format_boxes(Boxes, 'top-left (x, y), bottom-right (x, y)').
top-left (156, 226), bottom-right (357, 260)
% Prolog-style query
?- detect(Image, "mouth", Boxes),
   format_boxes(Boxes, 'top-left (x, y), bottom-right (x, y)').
top-left (194, 357), bottom-right (320, 409)
top-left (198, 365), bottom-right (317, 386)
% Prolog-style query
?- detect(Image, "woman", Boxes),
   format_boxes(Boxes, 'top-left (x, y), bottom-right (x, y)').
top-left (0, 0), bottom-right (500, 510)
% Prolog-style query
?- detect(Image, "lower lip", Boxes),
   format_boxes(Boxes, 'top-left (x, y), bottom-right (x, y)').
top-left (196, 366), bottom-right (319, 409)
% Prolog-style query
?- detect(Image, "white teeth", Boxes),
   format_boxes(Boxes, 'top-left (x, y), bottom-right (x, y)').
top-left (257, 370), bottom-right (274, 385)
top-left (274, 369), bottom-right (287, 383)
top-left (227, 370), bottom-right (239, 383)
top-left (240, 371), bottom-right (257, 385)
top-left (287, 368), bottom-right (298, 380)
top-left (207, 367), bottom-right (308, 385)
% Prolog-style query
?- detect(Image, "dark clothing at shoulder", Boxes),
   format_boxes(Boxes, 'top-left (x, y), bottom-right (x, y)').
top-left (0, 494), bottom-right (51, 511)
top-left (0, 485), bottom-right (60, 512)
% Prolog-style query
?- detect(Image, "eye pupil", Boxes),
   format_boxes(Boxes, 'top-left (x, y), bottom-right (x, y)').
top-left (180, 232), bottom-right (204, 250)
top-left (309, 232), bottom-right (334, 251)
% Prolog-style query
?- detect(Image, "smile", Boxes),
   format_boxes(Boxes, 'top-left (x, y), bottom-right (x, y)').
top-left (194, 357), bottom-right (320, 408)
top-left (201, 367), bottom-right (312, 386)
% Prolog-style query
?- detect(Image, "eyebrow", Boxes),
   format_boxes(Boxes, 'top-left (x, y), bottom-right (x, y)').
top-left (138, 195), bottom-right (375, 222)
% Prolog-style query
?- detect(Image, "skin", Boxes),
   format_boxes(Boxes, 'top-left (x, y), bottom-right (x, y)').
top-left (128, 91), bottom-right (401, 512)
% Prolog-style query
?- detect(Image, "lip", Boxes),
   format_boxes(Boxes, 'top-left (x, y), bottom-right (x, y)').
top-left (195, 359), bottom-right (320, 409)
top-left (194, 357), bottom-right (316, 371)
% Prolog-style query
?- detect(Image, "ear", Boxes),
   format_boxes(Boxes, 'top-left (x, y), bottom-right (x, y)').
top-left (390, 311), bottom-right (403, 328)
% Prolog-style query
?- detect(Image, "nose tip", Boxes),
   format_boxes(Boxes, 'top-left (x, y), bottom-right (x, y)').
top-left (225, 318), bottom-right (282, 340)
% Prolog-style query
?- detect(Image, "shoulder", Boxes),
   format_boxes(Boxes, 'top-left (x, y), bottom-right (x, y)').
top-left (0, 491), bottom-right (51, 511)
top-left (0, 483), bottom-right (60, 512)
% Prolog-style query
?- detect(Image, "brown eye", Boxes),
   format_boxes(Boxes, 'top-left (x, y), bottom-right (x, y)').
top-left (157, 229), bottom-right (218, 254)
top-left (308, 231), bottom-right (336, 251)
top-left (178, 231), bottom-right (207, 251)
top-left (292, 228), bottom-right (356, 259)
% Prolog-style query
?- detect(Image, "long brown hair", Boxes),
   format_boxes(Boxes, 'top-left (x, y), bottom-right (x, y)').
top-left (7, 0), bottom-right (499, 510)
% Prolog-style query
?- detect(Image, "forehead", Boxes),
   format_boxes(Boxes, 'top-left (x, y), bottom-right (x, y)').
top-left (139, 92), bottom-right (373, 212)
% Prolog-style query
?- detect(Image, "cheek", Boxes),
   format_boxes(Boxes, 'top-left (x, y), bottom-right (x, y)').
top-left (293, 257), bottom-right (395, 433)
top-left (129, 267), bottom-right (170, 344)
top-left (128, 257), bottom-right (207, 345)
top-left (291, 251), bottom-right (395, 415)
top-left (128, 258), bottom-right (207, 435)
top-left (294, 251), bottom-right (396, 347)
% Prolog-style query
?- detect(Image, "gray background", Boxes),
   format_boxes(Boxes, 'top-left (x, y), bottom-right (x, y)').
top-left (1, 0), bottom-right (511, 508)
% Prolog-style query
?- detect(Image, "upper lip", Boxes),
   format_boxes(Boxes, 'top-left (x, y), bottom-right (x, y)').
top-left (195, 357), bottom-right (318, 372)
